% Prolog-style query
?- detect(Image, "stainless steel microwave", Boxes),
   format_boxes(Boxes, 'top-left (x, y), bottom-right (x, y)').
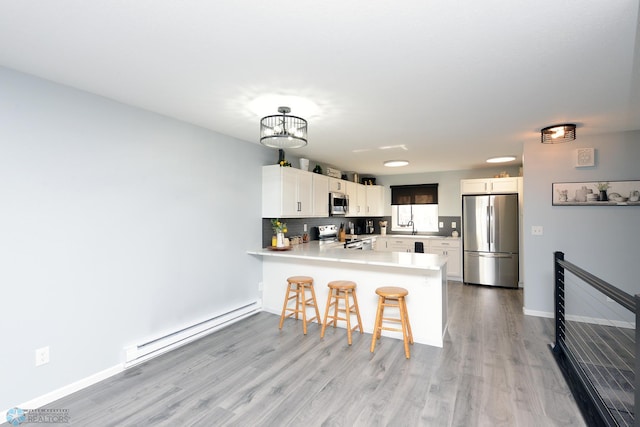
top-left (329, 192), bottom-right (349, 216)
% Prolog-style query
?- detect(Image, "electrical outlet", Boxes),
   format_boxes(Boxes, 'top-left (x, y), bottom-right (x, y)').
top-left (451, 221), bottom-right (456, 228)
top-left (258, 281), bottom-right (263, 291)
top-left (439, 222), bottom-right (444, 228)
top-left (531, 226), bottom-right (543, 236)
top-left (35, 346), bottom-right (49, 366)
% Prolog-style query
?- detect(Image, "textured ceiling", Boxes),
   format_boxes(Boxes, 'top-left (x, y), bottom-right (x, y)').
top-left (1, 0), bottom-right (639, 175)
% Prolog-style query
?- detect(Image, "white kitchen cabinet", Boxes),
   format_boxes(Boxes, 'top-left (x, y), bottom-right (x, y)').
top-left (312, 174), bottom-right (329, 216)
top-left (262, 165), bottom-right (314, 218)
top-left (460, 177), bottom-right (520, 194)
top-left (429, 238), bottom-right (461, 279)
top-left (328, 177), bottom-right (346, 193)
top-left (345, 181), bottom-right (359, 216)
top-left (346, 181), bottom-right (368, 216)
top-left (376, 237), bottom-right (413, 252)
top-left (345, 182), bottom-right (383, 217)
top-left (356, 184), bottom-right (367, 216)
top-left (365, 185), bottom-right (384, 216)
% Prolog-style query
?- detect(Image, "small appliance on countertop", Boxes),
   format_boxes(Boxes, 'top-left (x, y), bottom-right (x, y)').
top-left (366, 219), bottom-right (375, 234)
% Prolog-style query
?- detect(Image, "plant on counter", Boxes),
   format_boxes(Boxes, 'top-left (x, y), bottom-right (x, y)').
top-left (596, 182), bottom-right (610, 191)
top-left (271, 218), bottom-right (288, 234)
top-left (379, 220), bottom-right (388, 227)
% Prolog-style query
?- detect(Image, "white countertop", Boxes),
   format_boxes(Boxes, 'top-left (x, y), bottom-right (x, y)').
top-left (248, 241), bottom-right (447, 271)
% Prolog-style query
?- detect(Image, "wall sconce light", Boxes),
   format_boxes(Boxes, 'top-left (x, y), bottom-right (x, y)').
top-left (541, 124), bottom-right (576, 143)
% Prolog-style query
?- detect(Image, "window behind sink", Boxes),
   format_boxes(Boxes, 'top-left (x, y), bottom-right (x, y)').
top-left (392, 204), bottom-right (439, 232)
top-left (390, 183), bottom-right (439, 233)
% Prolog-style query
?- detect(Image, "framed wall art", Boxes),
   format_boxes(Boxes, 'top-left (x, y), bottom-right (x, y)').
top-left (552, 180), bottom-right (640, 206)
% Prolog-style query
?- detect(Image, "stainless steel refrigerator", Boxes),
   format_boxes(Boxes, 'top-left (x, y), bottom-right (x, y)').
top-left (462, 194), bottom-right (519, 287)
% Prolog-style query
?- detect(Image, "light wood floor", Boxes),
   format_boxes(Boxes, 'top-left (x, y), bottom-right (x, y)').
top-left (41, 282), bottom-right (586, 426)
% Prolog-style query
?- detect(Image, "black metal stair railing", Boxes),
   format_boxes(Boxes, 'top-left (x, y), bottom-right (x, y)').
top-left (551, 251), bottom-right (638, 427)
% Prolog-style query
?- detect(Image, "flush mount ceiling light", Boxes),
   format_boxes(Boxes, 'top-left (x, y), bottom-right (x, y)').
top-left (541, 124), bottom-right (576, 144)
top-left (260, 106), bottom-right (308, 149)
top-left (384, 160), bottom-right (409, 167)
top-left (486, 156), bottom-right (517, 163)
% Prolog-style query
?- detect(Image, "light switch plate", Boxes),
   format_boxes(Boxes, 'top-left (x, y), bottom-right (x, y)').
top-left (451, 221), bottom-right (456, 228)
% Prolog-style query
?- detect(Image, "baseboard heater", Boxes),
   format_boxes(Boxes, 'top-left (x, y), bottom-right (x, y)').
top-left (124, 301), bottom-right (260, 368)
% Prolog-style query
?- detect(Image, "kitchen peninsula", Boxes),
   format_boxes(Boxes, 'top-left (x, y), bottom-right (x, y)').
top-left (248, 242), bottom-right (448, 347)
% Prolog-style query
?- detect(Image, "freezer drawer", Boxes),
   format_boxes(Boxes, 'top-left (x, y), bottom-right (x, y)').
top-left (463, 251), bottom-right (519, 288)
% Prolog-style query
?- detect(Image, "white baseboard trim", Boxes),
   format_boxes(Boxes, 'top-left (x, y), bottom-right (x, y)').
top-left (523, 308), bottom-right (554, 318)
top-left (2, 364), bottom-right (122, 422)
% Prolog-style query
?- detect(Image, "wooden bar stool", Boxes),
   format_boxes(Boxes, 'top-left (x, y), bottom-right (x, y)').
top-left (370, 286), bottom-right (414, 359)
top-left (279, 276), bottom-right (321, 335)
top-left (320, 280), bottom-right (363, 345)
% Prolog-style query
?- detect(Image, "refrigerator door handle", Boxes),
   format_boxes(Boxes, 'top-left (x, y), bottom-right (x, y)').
top-left (489, 205), bottom-right (495, 246)
top-left (467, 252), bottom-right (514, 258)
top-left (486, 205), bottom-right (491, 245)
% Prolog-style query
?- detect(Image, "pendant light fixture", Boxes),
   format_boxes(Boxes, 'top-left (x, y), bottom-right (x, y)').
top-left (260, 106), bottom-right (308, 149)
top-left (541, 124), bottom-right (576, 143)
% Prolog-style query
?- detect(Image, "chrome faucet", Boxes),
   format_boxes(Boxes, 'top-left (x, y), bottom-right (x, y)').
top-left (407, 220), bottom-right (416, 235)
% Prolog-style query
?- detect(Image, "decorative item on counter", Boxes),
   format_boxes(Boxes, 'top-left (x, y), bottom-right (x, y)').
top-left (452, 230), bottom-right (459, 237)
top-left (379, 220), bottom-right (387, 236)
top-left (271, 218), bottom-right (288, 248)
top-left (339, 223), bottom-right (346, 242)
top-left (299, 158), bottom-right (309, 171)
top-left (596, 182), bottom-right (610, 201)
top-left (313, 164), bottom-right (323, 174)
top-left (278, 159), bottom-right (291, 167)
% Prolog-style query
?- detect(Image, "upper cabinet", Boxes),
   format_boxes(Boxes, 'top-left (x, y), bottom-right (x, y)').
top-left (460, 177), bottom-right (521, 194)
top-left (312, 174), bottom-right (329, 217)
top-left (365, 185), bottom-right (384, 216)
top-left (262, 165), bottom-right (384, 218)
top-left (328, 177), bottom-right (346, 193)
top-left (262, 165), bottom-right (314, 217)
top-left (344, 182), bottom-right (384, 217)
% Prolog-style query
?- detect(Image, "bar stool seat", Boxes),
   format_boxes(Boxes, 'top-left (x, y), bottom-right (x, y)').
top-left (279, 276), bottom-right (320, 335)
top-left (321, 280), bottom-right (363, 345)
top-left (370, 286), bottom-right (414, 358)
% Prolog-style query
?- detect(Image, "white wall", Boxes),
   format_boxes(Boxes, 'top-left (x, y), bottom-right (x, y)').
top-left (0, 67), bottom-right (273, 410)
top-left (522, 131), bottom-right (640, 314)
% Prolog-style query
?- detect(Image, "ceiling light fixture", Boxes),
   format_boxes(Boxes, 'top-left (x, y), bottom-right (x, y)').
top-left (541, 124), bottom-right (576, 144)
top-left (486, 156), bottom-right (516, 163)
top-left (260, 106), bottom-right (308, 149)
top-left (384, 160), bottom-right (409, 167)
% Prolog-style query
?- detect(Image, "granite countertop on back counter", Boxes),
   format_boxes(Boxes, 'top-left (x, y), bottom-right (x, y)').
top-left (247, 241), bottom-right (447, 271)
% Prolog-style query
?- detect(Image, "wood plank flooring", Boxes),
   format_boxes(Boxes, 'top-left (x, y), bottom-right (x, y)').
top-left (38, 282), bottom-right (586, 426)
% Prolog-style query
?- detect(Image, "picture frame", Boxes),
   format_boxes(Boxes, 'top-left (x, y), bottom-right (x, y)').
top-left (552, 180), bottom-right (640, 206)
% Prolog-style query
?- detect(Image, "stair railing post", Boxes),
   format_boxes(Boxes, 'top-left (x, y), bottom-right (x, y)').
top-left (635, 294), bottom-right (640, 427)
top-left (554, 251), bottom-right (565, 348)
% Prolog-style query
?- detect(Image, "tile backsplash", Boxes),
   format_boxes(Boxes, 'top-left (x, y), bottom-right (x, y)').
top-left (261, 216), bottom-right (461, 247)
